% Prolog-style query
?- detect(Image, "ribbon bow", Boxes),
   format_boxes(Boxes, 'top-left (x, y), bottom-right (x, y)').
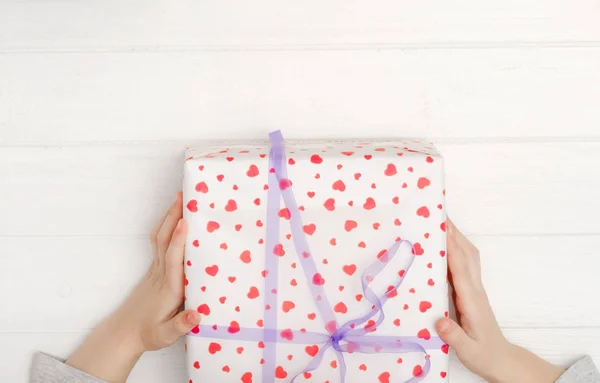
top-left (188, 130), bottom-right (443, 382)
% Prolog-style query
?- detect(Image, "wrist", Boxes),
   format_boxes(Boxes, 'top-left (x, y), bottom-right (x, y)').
top-left (479, 340), bottom-right (516, 383)
top-left (488, 343), bottom-right (565, 383)
top-left (66, 311), bottom-right (145, 383)
top-left (107, 307), bottom-right (147, 356)
top-left (486, 342), bottom-right (520, 383)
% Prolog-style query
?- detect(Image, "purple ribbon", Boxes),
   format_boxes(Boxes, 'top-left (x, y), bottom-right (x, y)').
top-left (189, 130), bottom-right (444, 382)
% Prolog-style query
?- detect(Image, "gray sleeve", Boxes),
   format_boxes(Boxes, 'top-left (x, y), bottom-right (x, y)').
top-left (30, 353), bottom-right (108, 383)
top-left (556, 356), bottom-right (600, 383)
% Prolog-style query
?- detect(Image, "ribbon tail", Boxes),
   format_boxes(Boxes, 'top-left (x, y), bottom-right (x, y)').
top-left (290, 343), bottom-right (331, 383)
top-left (268, 130), bottom-right (338, 328)
top-left (262, 135), bottom-right (284, 383)
top-left (402, 353), bottom-right (431, 383)
top-left (336, 349), bottom-right (347, 382)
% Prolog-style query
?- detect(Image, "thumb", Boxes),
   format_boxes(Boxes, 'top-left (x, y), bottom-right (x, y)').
top-left (436, 317), bottom-right (477, 358)
top-left (161, 310), bottom-right (201, 345)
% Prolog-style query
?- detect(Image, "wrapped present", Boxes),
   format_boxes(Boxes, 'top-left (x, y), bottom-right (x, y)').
top-left (183, 131), bottom-right (449, 383)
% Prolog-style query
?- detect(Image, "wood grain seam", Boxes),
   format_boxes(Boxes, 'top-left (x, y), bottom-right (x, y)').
top-left (3, 137), bottom-right (600, 148)
top-left (2, 41), bottom-right (600, 54)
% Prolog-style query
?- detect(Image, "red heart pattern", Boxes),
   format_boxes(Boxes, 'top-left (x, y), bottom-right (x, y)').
top-left (363, 197), bottom-right (376, 210)
top-left (246, 165), bottom-right (259, 177)
top-left (412, 242), bottom-right (425, 256)
top-left (273, 244), bottom-right (285, 257)
top-left (204, 265), bottom-right (219, 277)
top-left (417, 206), bottom-right (430, 218)
top-left (413, 365), bottom-right (424, 377)
top-left (417, 328), bottom-right (431, 340)
top-left (332, 180), bottom-right (346, 191)
top-left (282, 300), bottom-right (295, 313)
top-left (247, 286), bottom-right (260, 299)
top-left (417, 177), bottom-right (431, 189)
top-left (280, 329), bottom-right (294, 341)
top-left (206, 221), bottom-right (220, 233)
top-left (305, 345), bottom-right (319, 357)
top-left (342, 264), bottom-right (356, 276)
top-left (310, 154), bottom-right (323, 164)
top-left (274, 366), bottom-right (287, 379)
top-left (334, 302), bottom-right (348, 314)
top-left (228, 321), bottom-right (240, 334)
top-left (187, 199), bottom-right (198, 213)
top-left (344, 220), bottom-right (358, 232)
top-left (303, 224), bottom-right (316, 235)
top-left (195, 181), bottom-right (209, 193)
top-left (441, 344), bottom-right (449, 355)
top-left (323, 198), bottom-right (336, 211)
top-left (208, 342), bottom-right (222, 354)
top-left (197, 304), bottom-right (210, 315)
top-left (312, 273), bottom-right (326, 286)
top-left (239, 250), bottom-right (252, 264)
top-left (378, 372), bottom-right (391, 383)
top-left (419, 301), bottom-right (433, 313)
top-left (224, 199), bottom-right (237, 212)
top-left (384, 163), bottom-right (397, 176)
top-left (183, 140), bottom-right (448, 382)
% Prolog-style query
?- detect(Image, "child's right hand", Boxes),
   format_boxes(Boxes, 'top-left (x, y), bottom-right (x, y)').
top-left (437, 220), bottom-right (565, 383)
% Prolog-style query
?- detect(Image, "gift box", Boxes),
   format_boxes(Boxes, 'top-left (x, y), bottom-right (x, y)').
top-left (183, 131), bottom-right (449, 383)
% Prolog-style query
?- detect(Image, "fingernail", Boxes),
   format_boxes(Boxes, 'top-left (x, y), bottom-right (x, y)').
top-left (187, 311), bottom-right (200, 325)
top-left (438, 318), bottom-right (451, 333)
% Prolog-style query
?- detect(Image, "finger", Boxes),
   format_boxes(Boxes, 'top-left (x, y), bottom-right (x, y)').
top-left (166, 219), bottom-right (187, 291)
top-left (156, 192), bottom-right (183, 262)
top-left (446, 224), bottom-right (469, 279)
top-left (150, 192), bottom-right (182, 259)
top-left (150, 206), bottom-right (171, 260)
top-left (448, 283), bottom-right (462, 325)
top-left (160, 310), bottom-right (200, 346)
top-left (447, 266), bottom-right (455, 290)
top-left (447, 219), bottom-right (482, 282)
top-left (449, 219), bottom-right (485, 291)
top-left (446, 219), bottom-right (470, 312)
top-left (436, 317), bottom-right (477, 359)
top-left (448, 218), bottom-right (479, 255)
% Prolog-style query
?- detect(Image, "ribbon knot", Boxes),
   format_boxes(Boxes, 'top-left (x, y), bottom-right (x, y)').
top-left (330, 332), bottom-right (344, 352)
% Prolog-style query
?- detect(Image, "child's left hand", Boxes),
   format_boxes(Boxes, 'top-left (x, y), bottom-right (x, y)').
top-left (121, 190), bottom-right (200, 351)
top-left (66, 192), bottom-right (199, 383)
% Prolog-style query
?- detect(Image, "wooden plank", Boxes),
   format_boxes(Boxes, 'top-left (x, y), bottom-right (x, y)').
top-left (1, 0), bottom-right (600, 51)
top-left (0, 142), bottom-right (598, 236)
top-left (1, 235), bottom-right (598, 331)
top-left (1, 49), bottom-right (600, 143)
top-left (442, 142), bottom-right (600, 235)
top-left (2, 329), bottom-right (598, 383)
top-left (0, 238), bottom-right (151, 332)
top-left (473, 235), bottom-right (600, 327)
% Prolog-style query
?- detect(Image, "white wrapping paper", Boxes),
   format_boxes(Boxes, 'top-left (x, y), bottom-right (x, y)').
top-left (183, 138), bottom-right (449, 382)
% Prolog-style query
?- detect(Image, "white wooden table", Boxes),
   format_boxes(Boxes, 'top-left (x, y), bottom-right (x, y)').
top-left (1, 1), bottom-right (599, 382)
